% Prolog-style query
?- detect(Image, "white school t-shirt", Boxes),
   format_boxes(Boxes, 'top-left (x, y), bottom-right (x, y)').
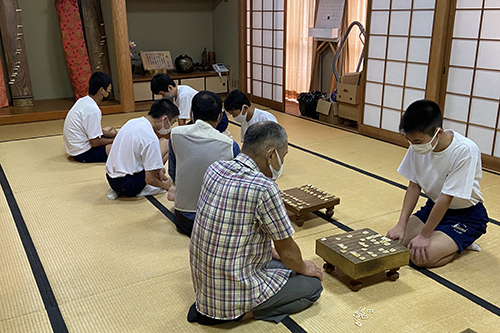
top-left (240, 108), bottom-right (278, 142)
top-left (174, 85), bottom-right (198, 120)
top-left (63, 96), bottom-right (103, 156)
top-left (105, 117), bottom-right (164, 178)
top-left (397, 130), bottom-right (483, 209)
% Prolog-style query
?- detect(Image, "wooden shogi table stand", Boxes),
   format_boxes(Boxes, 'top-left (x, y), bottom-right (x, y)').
top-left (316, 228), bottom-right (410, 291)
top-left (280, 184), bottom-right (340, 226)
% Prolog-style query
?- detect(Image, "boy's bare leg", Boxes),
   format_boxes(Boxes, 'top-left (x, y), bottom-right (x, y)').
top-left (401, 215), bottom-right (425, 246)
top-left (102, 126), bottom-right (117, 138)
top-left (159, 138), bottom-right (169, 164)
top-left (401, 215), bottom-right (458, 268)
top-left (420, 231), bottom-right (458, 268)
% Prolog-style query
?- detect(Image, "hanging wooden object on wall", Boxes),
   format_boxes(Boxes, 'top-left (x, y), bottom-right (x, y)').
top-left (55, 0), bottom-right (92, 100)
top-left (0, 59), bottom-right (8, 108)
top-left (79, 0), bottom-right (112, 78)
top-left (0, 0), bottom-right (34, 107)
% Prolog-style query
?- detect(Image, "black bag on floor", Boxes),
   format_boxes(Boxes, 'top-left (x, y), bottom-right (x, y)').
top-left (298, 91), bottom-right (327, 119)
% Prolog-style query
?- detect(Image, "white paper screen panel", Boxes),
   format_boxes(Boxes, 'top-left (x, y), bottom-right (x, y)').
top-left (363, 1), bottom-right (435, 132)
top-left (407, 38), bottom-right (431, 63)
top-left (470, 98), bottom-right (499, 127)
top-left (387, 37), bottom-right (408, 61)
top-left (364, 104), bottom-right (382, 128)
top-left (381, 108), bottom-right (401, 132)
top-left (443, 6), bottom-right (500, 157)
top-left (443, 119), bottom-right (467, 135)
top-left (365, 82), bottom-right (383, 105)
top-left (468, 125), bottom-right (495, 154)
top-left (485, 0), bottom-right (500, 8)
top-left (246, 0), bottom-right (285, 106)
top-left (456, 0), bottom-right (482, 9)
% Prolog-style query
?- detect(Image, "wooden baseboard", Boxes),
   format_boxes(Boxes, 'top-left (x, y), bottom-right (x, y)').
top-left (359, 124), bottom-right (408, 147)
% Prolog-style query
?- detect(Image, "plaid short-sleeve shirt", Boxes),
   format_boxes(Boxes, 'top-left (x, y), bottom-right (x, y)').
top-left (189, 153), bottom-right (295, 320)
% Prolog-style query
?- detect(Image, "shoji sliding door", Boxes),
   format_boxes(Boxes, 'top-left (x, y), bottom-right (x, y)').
top-left (242, 0), bottom-right (286, 111)
top-left (361, 0), bottom-right (500, 169)
top-left (361, 0), bottom-right (437, 142)
top-left (441, 0), bottom-right (500, 167)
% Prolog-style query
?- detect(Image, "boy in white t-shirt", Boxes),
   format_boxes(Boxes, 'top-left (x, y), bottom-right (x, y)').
top-left (63, 72), bottom-right (117, 163)
top-left (105, 99), bottom-right (179, 199)
top-left (150, 73), bottom-right (229, 132)
top-left (387, 99), bottom-right (488, 268)
top-left (223, 89), bottom-right (277, 142)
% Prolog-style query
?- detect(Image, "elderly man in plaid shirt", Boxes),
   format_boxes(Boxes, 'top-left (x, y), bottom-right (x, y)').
top-left (188, 121), bottom-right (323, 325)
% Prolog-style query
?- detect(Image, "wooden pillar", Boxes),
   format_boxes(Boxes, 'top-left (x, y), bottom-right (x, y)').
top-left (80, 0), bottom-right (112, 78)
top-left (110, 0), bottom-right (134, 112)
top-left (0, 0), bottom-right (34, 106)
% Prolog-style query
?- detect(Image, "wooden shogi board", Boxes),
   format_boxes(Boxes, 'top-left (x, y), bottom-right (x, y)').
top-left (316, 228), bottom-right (410, 291)
top-left (280, 184), bottom-right (340, 226)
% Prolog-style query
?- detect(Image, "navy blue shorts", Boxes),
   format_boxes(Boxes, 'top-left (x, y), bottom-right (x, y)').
top-left (106, 170), bottom-right (146, 197)
top-left (73, 146), bottom-right (107, 163)
top-left (414, 199), bottom-right (488, 253)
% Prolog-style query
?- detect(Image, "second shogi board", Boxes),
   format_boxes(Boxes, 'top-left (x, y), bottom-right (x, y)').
top-left (280, 184), bottom-right (340, 226)
top-left (316, 228), bottom-right (410, 291)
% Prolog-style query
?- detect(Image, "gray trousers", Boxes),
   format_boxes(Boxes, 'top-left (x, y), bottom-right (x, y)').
top-left (251, 260), bottom-right (323, 323)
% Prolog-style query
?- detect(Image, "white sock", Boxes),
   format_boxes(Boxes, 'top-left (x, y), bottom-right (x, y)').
top-left (466, 243), bottom-right (482, 252)
top-left (107, 189), bottom-right (119, 200)
top-left (137, 184), bottom-right (166, 197)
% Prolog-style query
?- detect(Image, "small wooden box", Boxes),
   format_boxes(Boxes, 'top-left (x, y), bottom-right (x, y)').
top-left (316, 228), bottom-right (410, 290)
top-left (280, 184), bottom-right (340, 226)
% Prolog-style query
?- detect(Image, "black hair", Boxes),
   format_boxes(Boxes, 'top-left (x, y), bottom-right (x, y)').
top-left (192, 91), bottom-right (222, 122)
top-left (242, 121), bottom-right (287, 156)
top-left (88, 72), bottom-right (112, 96)
top-left (400, 99), bottom-right (443, 136)
top-left (148, 98), bottom-right (180, 121)
top-left (223, 89), bottom-right (251, 111)
top-left (150, 73), bottom-right (176, 95)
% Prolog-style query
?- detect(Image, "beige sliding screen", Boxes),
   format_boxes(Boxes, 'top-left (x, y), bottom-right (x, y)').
top-left (242, 0), bottom-right (286, 111)
top-left (360, 0), bottom-right (437, 144)
top-left (440, 0), bottom-right (500, 169)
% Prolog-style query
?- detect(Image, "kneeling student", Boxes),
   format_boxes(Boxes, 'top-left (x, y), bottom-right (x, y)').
top-left (63, 72), bottom-right (116, 163)
top-left (150, 73), bottom-right (229, 133)
top-left (387, 99), bottom-right (489, 268)
top-left (105, 99), bottom-right (179, 199)
top-left (223, 89), bottom-right (277, 142)
top-left (168, 91), bottom-right (240, 237)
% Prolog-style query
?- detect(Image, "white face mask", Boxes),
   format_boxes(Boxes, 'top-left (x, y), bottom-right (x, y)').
top-left (268, 149), bottom-right (283, 181)
top-left (233, 106), bottom-right (247, 124)
top-left (409, 129), bottom-right (440, 155)
top-left (156, 116), bottom-right (172, 135)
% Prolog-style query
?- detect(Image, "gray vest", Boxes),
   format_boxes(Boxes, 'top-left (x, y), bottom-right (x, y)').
top-left (171, 120), bottom-right (235, 213)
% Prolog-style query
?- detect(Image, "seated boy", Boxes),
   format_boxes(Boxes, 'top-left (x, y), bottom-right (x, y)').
top-left (105, 99), bottom-right (178, 199)
top-left (223, 89), bottom-right (277, 142)
top-left (387, 99), bottom-right (488, 268)
top-left (63, 72), bottom-right (116, 163)
top-left (168, 91), bottom-right (240, 237)
top-left (150, 73), bottom-right (229, 132)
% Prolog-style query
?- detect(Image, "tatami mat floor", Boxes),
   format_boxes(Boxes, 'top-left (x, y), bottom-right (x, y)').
top-left (1, 109), bottom-right (499, 333)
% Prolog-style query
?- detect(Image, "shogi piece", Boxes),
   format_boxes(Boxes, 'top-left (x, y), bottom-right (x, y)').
top-left (280, 184), bottom-right (340, 226)
top-left (316, 228), bottom-right (410, 291)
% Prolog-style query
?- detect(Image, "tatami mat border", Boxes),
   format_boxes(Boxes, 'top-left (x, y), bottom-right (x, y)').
top-left (0, 164), bottom-right (69, 333)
